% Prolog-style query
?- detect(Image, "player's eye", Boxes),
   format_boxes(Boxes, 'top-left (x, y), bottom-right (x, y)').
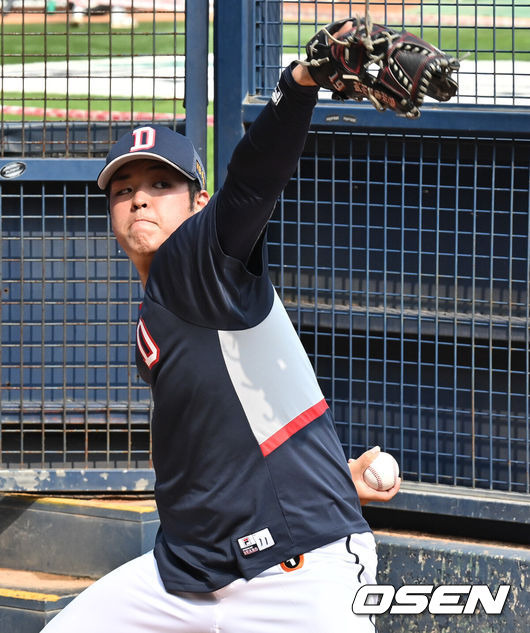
top-left (113, 186), bottom-right (131, 196)
top-left (153, 180), bottom-right (171, 189)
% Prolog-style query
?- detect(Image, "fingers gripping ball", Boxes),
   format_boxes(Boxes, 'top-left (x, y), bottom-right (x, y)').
top-left (363, 452), bottom-right (400, 491)
top-left (303, 17), bottom-right (459, 118)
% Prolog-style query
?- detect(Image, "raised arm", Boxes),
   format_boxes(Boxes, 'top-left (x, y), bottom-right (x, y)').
top-left (214, 63), bottom-right (318, 268)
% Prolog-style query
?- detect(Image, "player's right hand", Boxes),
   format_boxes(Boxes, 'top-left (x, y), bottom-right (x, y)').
top-left (348, 446), bottom-right (401, 506)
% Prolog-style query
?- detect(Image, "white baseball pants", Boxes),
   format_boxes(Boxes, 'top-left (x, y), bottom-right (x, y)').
top-left (41, 532), bottom-right (377, 633)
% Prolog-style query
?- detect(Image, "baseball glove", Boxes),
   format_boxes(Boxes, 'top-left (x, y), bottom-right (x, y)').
top-left (303, 17), bottom-right (459, 118)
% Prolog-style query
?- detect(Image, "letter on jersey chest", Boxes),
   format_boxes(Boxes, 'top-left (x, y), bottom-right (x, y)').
top-left (136, 317), bottom-right (160, 369)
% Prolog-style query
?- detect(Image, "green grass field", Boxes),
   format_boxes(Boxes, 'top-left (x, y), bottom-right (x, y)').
top-left (0, 20), bottom-right (187, 63)
top-left (0, 20), bottom-right (527, 64)
top-left (283, 25), bottom-right (529, 61)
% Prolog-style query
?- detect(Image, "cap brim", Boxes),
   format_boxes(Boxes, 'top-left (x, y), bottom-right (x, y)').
top-left (97, 152), bottom-right (195, 190)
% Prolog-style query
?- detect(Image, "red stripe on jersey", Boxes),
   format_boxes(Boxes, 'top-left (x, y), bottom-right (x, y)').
top-left (260, 398), bottom-right (329, 457)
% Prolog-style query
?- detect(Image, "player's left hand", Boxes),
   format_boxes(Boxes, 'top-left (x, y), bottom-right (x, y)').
top-left (348, 446), bottom-right (401, 505)
top-left (303, 16), bottom-right (459, 118)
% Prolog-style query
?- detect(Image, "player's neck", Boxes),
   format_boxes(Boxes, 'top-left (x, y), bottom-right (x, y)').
top-left (131, 254), bottom-right (153, 288)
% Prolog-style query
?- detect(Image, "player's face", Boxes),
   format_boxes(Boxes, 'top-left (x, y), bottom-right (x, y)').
top-left (109, 159), bottom-right (197, 263)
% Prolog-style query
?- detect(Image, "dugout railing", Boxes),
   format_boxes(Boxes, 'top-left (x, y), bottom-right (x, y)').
top-left (0, 0), bottom-right (529, 530)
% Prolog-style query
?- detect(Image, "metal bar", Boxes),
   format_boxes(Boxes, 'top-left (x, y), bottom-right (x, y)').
top-left (454, 139), bottom-right (463, 486)
top-left (348, 134), bottom-right (354, 456)
top-left (18, 183), bottom-right (25, 467)
top-left (364, 134), bottom-right (371, 450)
top-left (471, 140), bottom-right (478, 487)
top-left (0, 159), bottom-right (104, 182)
top-left (526, 166), bottom-right (530, 495)
top-left (368, 481), bottom-right (530, 525)
top-left (381, 132), bottom-right (387, 452)
top-left (0, 183), bottom-right (3, 464)
top-left (312, 134), bottom-right (319, 384)
top-left (185, 0), bottom-right (209, 166)
top-left (213, 0), bottom-right (252, 188)
top-left (434, 140), bottom-right (440, 483)
top-left (488, 144), bottom-right (496, 490)
top-left (242, 102), bottom-right (530, 134)
top-left (40, 181), bottom-right (46, 466)
top-left (0, 468), bottom-right (155, 492)
top-left (61, 182), bottom-right (69, 467)
top-left (507, 142), bottom-right (515, 491)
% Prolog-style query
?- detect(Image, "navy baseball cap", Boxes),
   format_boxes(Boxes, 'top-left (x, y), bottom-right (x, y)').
top-left (97, 125), bottom-right (206, 191)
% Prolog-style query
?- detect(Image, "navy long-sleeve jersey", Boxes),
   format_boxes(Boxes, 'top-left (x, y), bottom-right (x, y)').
top-left (136, 65), bottom-right (370, 593)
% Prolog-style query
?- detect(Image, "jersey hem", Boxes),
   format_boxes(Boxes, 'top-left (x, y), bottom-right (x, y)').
top-left (159, 525), bottom-right (373, 594)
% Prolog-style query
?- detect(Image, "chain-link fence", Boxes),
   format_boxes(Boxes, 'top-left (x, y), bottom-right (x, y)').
top-left (269, 131), bottom-right (529, 493)
top-left (0, 1), bottom-right (198, 481)
top-left (0, 0), bottom-right (190, 157)
top-left (274, 1), bottom-right (530, 105)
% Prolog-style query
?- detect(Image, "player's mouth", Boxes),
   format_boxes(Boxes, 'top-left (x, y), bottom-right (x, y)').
top-left (132, 218), bottom-right (157, 226)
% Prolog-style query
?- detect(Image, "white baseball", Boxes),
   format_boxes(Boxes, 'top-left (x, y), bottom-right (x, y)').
top-left (363, 452), bottom-right (400, 491)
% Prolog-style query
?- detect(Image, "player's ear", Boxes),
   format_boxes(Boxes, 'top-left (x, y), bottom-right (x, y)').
top-left (193, 189), bottom-right (210, 213)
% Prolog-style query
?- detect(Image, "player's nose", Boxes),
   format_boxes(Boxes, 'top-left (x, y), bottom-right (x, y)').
top-left (131, 188), bottom-right (149, 210)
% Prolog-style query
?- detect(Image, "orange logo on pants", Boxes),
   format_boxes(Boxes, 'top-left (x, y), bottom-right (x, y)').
top-left (280, 554), bottom-right (305, 572)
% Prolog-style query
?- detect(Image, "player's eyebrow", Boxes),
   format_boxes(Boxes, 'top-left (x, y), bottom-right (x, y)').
top-left (112, 163), bottom-right (175, 183)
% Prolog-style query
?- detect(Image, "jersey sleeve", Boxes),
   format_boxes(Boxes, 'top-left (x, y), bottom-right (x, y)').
top-left (215, 63), bottom-right (319, 269)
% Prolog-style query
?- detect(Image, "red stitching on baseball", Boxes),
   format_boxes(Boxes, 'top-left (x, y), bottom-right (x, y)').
top-left (366, 465), bottom-right (383, 490)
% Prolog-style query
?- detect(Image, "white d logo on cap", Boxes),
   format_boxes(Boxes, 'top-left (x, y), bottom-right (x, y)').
top-left (130, 127), bottom-right (156, 152)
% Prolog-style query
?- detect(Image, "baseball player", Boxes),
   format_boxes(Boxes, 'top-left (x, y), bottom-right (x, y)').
top-left (40, 18), bottom-right (457, 633)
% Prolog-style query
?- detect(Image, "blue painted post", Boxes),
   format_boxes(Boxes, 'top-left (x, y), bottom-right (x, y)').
top-left (185, 0), bottom-right (209, 169)
top-left (213, 0), bottom-right (252, 189)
